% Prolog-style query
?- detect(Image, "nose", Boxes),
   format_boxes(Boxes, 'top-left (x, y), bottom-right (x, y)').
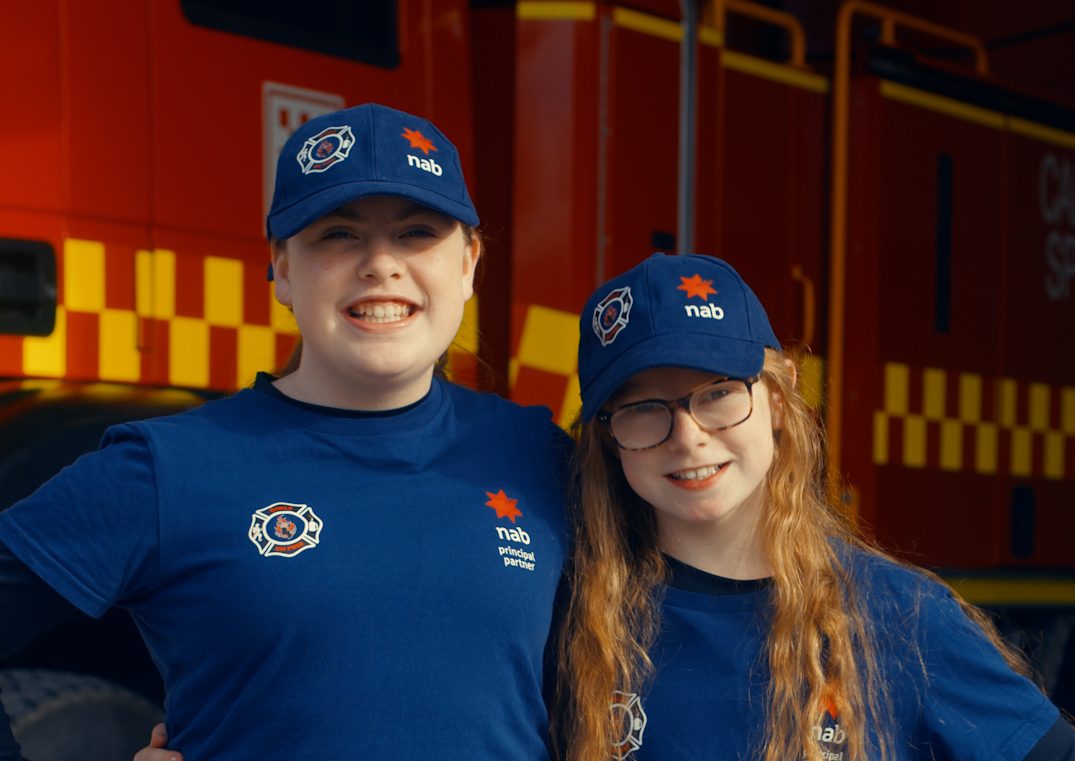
top-left (666, 406), bottom-right (709, 451)
top-left (358, 237), bottom-right (403, 282)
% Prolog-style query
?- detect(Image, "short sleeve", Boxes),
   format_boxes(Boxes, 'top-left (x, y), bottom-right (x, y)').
top-left (0, 425), bottom-right (160, 618)
top-left (915, 583), bottom-right (1059, 760)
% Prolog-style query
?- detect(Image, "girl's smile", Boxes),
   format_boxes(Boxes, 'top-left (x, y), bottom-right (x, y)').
top-left (344, 299), bottom-right (417, 326)
top-left (665, 462), bottom-right (726, 488)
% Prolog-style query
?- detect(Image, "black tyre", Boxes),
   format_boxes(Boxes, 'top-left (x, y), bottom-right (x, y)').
top-left (0, 669), bottom-right (162, 761)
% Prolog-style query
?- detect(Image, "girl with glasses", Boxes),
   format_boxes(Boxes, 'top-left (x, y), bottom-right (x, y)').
top-left (557, 253), bottom-right (1073, 761)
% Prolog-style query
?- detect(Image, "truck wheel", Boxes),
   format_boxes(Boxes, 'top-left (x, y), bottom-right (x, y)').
top-left (0, 669), bottom-right (162, 761)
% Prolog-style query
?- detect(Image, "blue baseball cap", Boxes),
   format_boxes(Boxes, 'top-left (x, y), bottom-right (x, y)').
top-left (267, 103), bottom-right (479, 240)
top-left (578, 253), bottom-right (781, 421)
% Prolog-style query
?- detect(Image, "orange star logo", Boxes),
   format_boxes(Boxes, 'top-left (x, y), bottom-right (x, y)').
top-left (821, 689), bottom-right (839, 720)
top-left (677, 274), bottom-right (717, 300)
top-left (401, 127), bottom-right (437, 155)
top-left (485, 489), bottom-right (523, 523)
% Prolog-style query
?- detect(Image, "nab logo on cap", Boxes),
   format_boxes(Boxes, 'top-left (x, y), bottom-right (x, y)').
top-left (593, 286), bottom-right (633, 346)
top-left (402, 127), bottom-right (443, 176)
top-left (296, 126), bottom-right (355, 175)
top-left (678, 273), bottom-right (724, 320)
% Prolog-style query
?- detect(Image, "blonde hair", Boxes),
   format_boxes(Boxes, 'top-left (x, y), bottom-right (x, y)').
top-left (556, 348), bottom-right (1031, 761)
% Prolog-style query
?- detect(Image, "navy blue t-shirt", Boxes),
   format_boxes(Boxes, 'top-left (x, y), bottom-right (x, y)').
top-left (0, 376), bottom-right (571, 759)
top-left (613, 553), bottom-right (1067, 760)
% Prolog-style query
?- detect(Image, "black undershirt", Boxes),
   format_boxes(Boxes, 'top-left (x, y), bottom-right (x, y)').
top-left (663, 553), bottom-right (771, 595)
top-left (252, 372), bottom-right (429, 417)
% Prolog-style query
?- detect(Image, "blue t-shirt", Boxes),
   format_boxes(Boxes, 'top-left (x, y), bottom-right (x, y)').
top-left (615, 552), bottom-right (1061, 761)
top-left (0, 376), bottom-right (571, 760)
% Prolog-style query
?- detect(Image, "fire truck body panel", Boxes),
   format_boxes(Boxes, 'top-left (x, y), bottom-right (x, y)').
top-left (840, 61), bottom-right (1075, 571)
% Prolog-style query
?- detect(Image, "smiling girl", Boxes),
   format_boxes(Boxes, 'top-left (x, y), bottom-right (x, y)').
top-left (557, 253), bottom-right (1073, 761)
top-left (0, 104), bottom-right (569, 760)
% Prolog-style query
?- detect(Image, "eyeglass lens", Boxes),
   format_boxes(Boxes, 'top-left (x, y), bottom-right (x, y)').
top-left (609, 379), bottom-right (753, 450)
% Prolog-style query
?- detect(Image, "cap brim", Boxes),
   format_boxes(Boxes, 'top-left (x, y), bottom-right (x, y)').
top-left (580, 331), bottom-right (767, 421)
top-left (267, 180), bottom-right (480, 239)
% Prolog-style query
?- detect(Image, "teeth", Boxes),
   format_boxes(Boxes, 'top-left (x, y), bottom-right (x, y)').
top-left (349, 302), bottom-right (412, 323)
top-left (669, 464), bottom-right (722, 481)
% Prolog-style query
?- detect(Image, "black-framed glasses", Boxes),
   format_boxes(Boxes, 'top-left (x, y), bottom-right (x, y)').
top-left (597, 377), bottom-right (757, 451)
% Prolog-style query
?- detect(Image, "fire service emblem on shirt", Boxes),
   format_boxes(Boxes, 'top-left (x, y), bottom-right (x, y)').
top-left (249, 502), bottom-right (324, 558)
top-left (610, 691), bottom-right (648, 758)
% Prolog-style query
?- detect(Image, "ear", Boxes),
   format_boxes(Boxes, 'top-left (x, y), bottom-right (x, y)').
top-left (769, 358), bottom-right (797, 432)
top-left (460, 232), bottom-right (481, 302)
top-left (270, 240), bottom-right (293, 307)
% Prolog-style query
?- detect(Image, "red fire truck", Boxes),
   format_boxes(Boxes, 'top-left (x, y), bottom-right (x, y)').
top-left (1, 1), bottom-right (1072, 756)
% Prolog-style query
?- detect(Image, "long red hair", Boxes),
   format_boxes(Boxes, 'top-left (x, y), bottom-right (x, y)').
top-left (556, 349), bottom-right (1030, 761)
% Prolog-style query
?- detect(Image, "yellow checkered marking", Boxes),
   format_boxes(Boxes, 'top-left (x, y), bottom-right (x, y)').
top-left (23, 306), bottom-right (67, 377)
top-left (136, 249), bottom-right (175, 319)
top-left (238, 325), bottom-right (277, 389)
top-left (133, 249), bottom-right (299, 388)
top-left (41, 239), bottom-right (480, 391)
top-left (99, 309), bottom-right (140, 382)
top-left (55, 240), bottom-right (477, 390)
top-left (204, 256), bottom-right (244, 327)
top-left (515, 304), bottom-right (579, 377)
top-left (512, 304), bottom-right (582, 427)
top-left (17, 239), bottom-right (302, 390)
top-left (169, 317), bottom-right (210, 389)
top-left (875, 362), bottom-right (1074, 480)
top-left (64, 239), bottom-right (106, 312)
